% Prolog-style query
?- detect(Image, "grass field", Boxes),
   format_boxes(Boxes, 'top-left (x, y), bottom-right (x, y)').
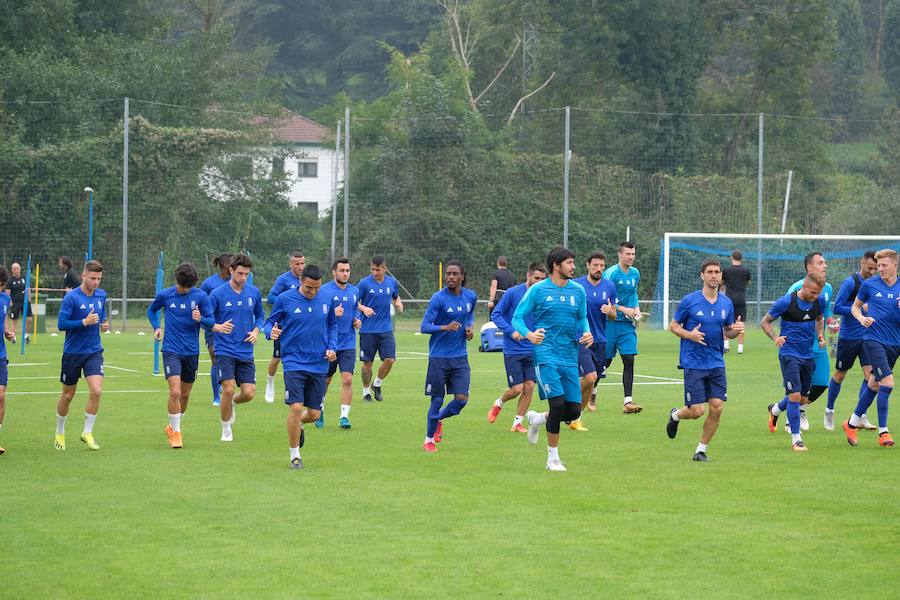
top-left (2, 326), bottom-right (898, 598)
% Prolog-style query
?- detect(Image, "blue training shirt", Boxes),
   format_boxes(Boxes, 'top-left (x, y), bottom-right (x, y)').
top-left (320, 280), bottom-right (360, 351)
top-left (357, 274), bottom-right (399, 334)
top-left (147, 287), bottom-right (215, 356)
top-left (574, 275), bottom-right (617, 345)
top-left (833, 273), bottom-right (867, 341)
top-left (0, 293), bottom-right (9, 359)
top-left (512, 278), bottom-right (589, 367)
top-left (267, 270), bottom-right (301, 306)
top-left (491, 283), bottom-right (535, 356)
top-left (603, 264), bottom-right (640, 325)
top-left (767, 292), bottom-right (827, 360)
top-left (856, 276), bottom-right (900, 347)
top-left (421, 287), bottom-right (477, 359)
top-left (673, 290), bottom-right (735, 370)
top-left (58, 287), bottom-right (108, 355)
top-left (264, 289), bottom-right (338, 374)
top-left (208, 283), bottom-right (265, 360)
top-left (787, 278), bottom-right (832, 356)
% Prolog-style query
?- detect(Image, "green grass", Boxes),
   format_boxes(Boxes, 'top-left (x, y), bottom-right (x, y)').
top-left (2, 328), bottom-right (898, 598)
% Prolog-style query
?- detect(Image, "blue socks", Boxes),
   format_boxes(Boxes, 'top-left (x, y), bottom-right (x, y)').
top-left (777, 397), bottom-right (789, 412)
top-left (787, 401), bottom-right (801, 435)
top-left (426, 398), bottom-right (443, 438)
top-left (826, 378), bottom-right (841, 410)
top-left (876, 386), bottom-right (892, 429)
top-left (211, 369), bottom-right (220, 404)
top-left (854, 384), bottom-right (878, 418)
top-left (437, 398), bottom-right (467, 421)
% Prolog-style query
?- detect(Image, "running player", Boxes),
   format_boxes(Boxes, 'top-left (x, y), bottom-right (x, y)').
top-left (357, 255), bottom-right (403, 402)
top-left (208, 254), bottom-right (264, 442)
top-left (421, 261), bottom-right (476, 453)
top-left (603, 241), bottom-right (643, 413)
top-left (826, 251), bottom-right (878, 431)
top-left (264, 251), bottom-right (305, 403)
top-left (666, 258), bottom-right (743, 461)
top-left (55, 260), bottom-right (109, 451)
top-left (201, 253), bottom-right (232, 406)
top-left (514, 247), bottom-right (593, 471)
top-left (317, 258), bottom-right (361, 429)
top-left (842, 249), bottom-right (900, 448)
top-left (147, 263), bottom-right (214, 449)
top-left (762, 273), bottom-right (827, 452)
top-left (488, 262), bottom-right (546, 432)
top-left (265, 264), bottom-right (339, 469)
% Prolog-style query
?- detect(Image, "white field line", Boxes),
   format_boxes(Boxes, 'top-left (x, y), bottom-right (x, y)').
top-left (7, 389), bottom-right (162, 396)
top-left (105, 364), bottom-right (141, 373)
top-left (605, 370), bottom-right (682, 383)
top-left (8, 363), bottom-right (50, 367)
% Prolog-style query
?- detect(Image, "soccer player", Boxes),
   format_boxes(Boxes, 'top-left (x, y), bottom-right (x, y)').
top-left (200, 253), bottom-right (233, 406)
top-left (317, 258), bottom-right (361, 429)
top-left (721, 250), bottom-right (750, 353)
top-left (420, 261), bottom-right (476, 453)
top-left (7, 263), bottom-right (33, 344)
top-left (826, 251), bottom-right (878, 431)
top-left (0, 265), bottom-right (16, 454)
top-left (487, 255), bottom-right (516, 311)
top-left (761, 273), bottom-right (827, 452)
top-left (842, 249), bottom-right (900, 448)
top-left (357, 255), bottom-right (403, 402)
top-left (573, 251), bottom-right (618, 422)
top-left (58, 255), bottom-right (81, 292)
top-left (603, 241), bottom-right (643, 413)
top-left (514, 247), bottom-right (593, 471)
top-left (208, 254), bottom-right (264, 442)
top-left (488, 262), bottom-right (546, 432)
top-left (264, 251), bottom-right (305, 403)
top-left (666, 259), bottom-right (744, 461)
top-left (55, 260), bottom-right (110, 451)
top-left (264, 264), bottom-right (338, 469)
top-left (147, 263), bottom-right (214, 449)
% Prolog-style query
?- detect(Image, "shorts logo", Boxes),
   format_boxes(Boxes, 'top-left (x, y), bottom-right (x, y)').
top-left (285, 390), bottom-right (290, 400)
top-left (508, 375), bottom-right (513, 384)
top-left (544, 383), bottom-right (551, 393)
top-left (787, 381), bottom-right (793, 390)
top-left (686, 392), bottom-right (692, 402)
top-left (426, 384), bottom-right (432, 394)
top-left (166, 366), bottom-right (170, 375)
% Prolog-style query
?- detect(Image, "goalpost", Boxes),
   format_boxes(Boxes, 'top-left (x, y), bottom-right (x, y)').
top-left (658, 233), bottom-right (900, 328)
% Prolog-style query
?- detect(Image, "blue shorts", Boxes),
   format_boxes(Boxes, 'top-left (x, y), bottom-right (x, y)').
top-left (216, 355), bottom-right (256, 385)
top-left (284, 371), bottom-right (326, 410)
top-left (272, 338), bottom-right (281, 359)
top-left (535, 362), bottom-right (581, 403)
top-left (359, 332), bottom-right (396, 361)
top-left (328, 349), bottom-right (356, 377)
top-left (162, 352), bottom-right (199, 383)
top-left (578, 343), bottom-right (606, 378)
top-left (835, 338), bottom-right (868, 372)
top-left (863, 340), bottom-right (900, 382)
top-left (425, 357), bottom-right (470, 398)
top-left (605, 321), bottom-right (638, 358)
top-left (0, 358), bottom-right (7, 386)
top-left (779, 355), bottom-right (815, 397)
top-left (60, 351), bottom-right (104, 385)
top-left (811, 347), bottom-right (830, 387)
top-left (503, 353), bottom-right (535, 387)
top-left (683, 368), bottom-right (727, 405)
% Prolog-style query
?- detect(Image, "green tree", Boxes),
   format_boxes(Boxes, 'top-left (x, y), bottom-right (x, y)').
top-left (883, 0), bottom-right (900, 97)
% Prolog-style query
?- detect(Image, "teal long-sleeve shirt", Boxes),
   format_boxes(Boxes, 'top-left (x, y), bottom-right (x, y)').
top-left (511, 278), bottom-right (589, 367)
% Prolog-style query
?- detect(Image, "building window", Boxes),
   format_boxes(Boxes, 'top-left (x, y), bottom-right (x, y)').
top-left (298, 161), bottom-right (318, 178)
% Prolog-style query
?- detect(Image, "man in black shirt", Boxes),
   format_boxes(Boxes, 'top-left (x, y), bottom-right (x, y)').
top-left (7, 262), bottom-right (32, 343)
top-left (58, 256), bottom-right (81, 292)
top-left (487, 256), bottom-right (516, 310)
top-left (721, 250), bottom-right (751, 353)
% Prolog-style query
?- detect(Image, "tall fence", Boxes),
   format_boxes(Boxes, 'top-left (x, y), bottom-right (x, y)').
top-left (1, 99), bottom-right (897, 328)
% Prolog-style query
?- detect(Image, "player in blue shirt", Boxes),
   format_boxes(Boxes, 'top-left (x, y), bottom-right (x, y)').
top-left (488, 262), bottom-right (546, 433)
top-left (420, 261), bottom-right (477, 453)
top-left (208, 254), bottom-right (265, 442)
top-left (264, 251), bottom-right (305, 403)
top-left (843, 249), bottom-right (900, 448)
top-left (357, 255), bottom-right (404, 402)
top-left (573, 251), bottom-right (619, 427)
top-left (513, 247), bottom-right (593, 471)
top-left (264, 264), bottom-right (339, 469)
top-left (200, 253), bottom-right (232, 406)
top-left (317, 258), bottom-right (361, 430)
top-left (55, 260), bottom-right (110, 451)
top-left (603, 241), bottom-right (643, 414)
top-left (147, 263), bottom-right (215, 449)
top-left (0, 266), bottom-right (17, 455)
top-left (761, 273), bottom-right (827, 452)
top-left (826, 251), bottom-right (878, 431)
top-left (666, 259), bottom-right (744, 461)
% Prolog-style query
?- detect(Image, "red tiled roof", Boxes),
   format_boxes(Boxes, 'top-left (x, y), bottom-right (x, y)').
top-left (255, 108), bottom-right (330, 144)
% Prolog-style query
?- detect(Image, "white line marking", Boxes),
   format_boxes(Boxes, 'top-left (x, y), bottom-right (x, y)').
top-left (606, 370), bottom-right (682, 382)
top-left (105, 364), bottom-right (141, 373)
top-left (596, 381), bottom-right (681, 386)
top-left (7, 389), bottom-right (163, 396)
top-left (8, 363), bottom-right (50, 367)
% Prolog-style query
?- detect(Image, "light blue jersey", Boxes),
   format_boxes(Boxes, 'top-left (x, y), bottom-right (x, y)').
top-left (604, 264), bottom-right (640, 325)
top-left (512, 278), bottom-right (589, 367)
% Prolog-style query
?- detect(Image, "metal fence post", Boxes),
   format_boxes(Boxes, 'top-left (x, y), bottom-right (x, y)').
top-left (563, 106), bottom-right (570, 248)
top-left (122, 97), bottom-right (130, 330)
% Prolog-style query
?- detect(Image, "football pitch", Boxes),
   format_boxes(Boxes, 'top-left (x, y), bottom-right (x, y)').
top-left (2, 327), bottom-right (897, 598)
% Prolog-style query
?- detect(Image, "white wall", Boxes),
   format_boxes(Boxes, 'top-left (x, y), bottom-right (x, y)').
top-left (285, 145), bottom-right (344, 218)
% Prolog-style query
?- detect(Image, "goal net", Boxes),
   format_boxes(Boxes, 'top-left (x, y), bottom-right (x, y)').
top-left (653, 233), bottom-right (900, 328)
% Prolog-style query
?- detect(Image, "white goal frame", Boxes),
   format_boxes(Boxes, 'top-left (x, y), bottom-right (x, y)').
top-left (662, 232), bottom-right (900, 327)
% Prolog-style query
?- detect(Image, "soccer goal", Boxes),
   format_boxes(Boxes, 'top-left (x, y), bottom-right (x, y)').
top-left (654, 233), bottom-right (900, 328)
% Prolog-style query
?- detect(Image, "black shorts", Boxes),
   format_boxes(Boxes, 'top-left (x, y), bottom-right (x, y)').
top-left (8, 303), bottom-right (32, 319)
top-left (731, 301), bottom-right (747, 322)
